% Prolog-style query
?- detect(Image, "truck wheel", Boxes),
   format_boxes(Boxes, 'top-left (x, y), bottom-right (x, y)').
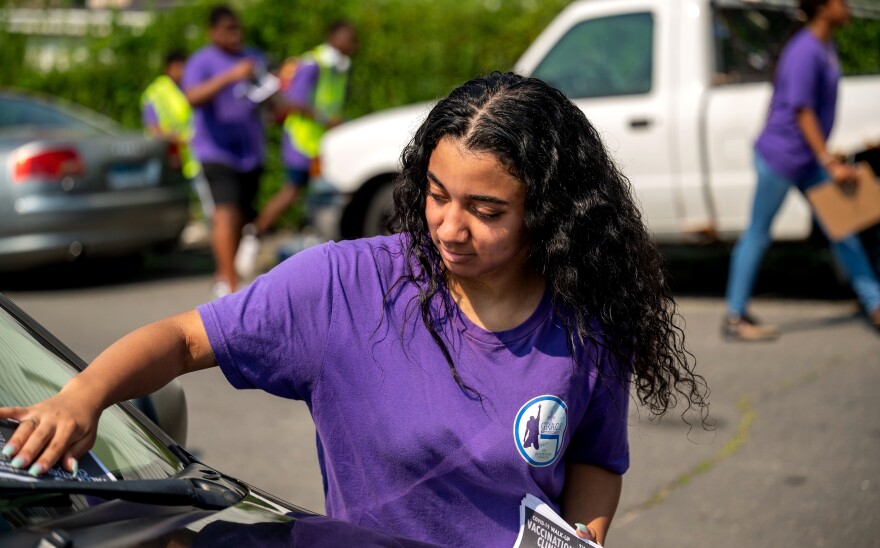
top-left (860, 225), bottom-right (880, 275)
top-left (363, 182), bottom-right (395, 237)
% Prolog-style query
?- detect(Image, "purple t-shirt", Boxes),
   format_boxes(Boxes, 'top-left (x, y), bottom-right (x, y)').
top-left (182, 45), bottom-right (266, 172)
top-left (197, 235), bottom-right (630, 547)
top-left (281, 61), bottom-right (319, 170)
top-left (755, 29), bottom-right (840, 181)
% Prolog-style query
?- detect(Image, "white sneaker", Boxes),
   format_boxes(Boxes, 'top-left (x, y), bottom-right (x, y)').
top-left (211, 280), bottom-right (232, 300)
top-left (235, 224), bottom-right (261, 278)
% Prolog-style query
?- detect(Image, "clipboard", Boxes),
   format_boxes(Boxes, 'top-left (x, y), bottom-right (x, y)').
top-left (806, 162), bottom-right (880, 241)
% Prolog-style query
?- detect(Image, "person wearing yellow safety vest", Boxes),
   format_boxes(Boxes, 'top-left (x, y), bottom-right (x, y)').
top-left (235, 21), bottom-right (357, 278)
top-left (141, 51), bottom-right (214, 219)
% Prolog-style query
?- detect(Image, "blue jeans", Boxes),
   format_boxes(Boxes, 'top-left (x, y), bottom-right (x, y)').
top-left (726, 152), bottom-right (880, 316)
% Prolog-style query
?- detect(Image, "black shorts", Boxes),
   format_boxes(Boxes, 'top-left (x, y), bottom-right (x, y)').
top-left (202, 163), bottom-right (262, 220)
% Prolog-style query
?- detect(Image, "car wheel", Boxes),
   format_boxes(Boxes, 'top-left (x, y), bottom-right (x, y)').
top-left (362, 182), bottom-right (395, 237)
top-left (860, 225), bottom-right (880, 275)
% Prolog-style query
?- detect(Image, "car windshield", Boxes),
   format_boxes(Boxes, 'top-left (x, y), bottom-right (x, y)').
top-left (0, 302), bottom-right (184, 526)
top-left (0, 96), bottom-right (118, 134)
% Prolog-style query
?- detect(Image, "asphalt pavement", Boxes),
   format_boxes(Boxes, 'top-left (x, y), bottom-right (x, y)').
top-left (615, 296), bottom-right (879, 547)
top-left (2, 227), bottom-right (878, 548)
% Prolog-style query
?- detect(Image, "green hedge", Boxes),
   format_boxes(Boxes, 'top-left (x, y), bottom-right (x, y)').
top-left (0, 0), bottom-right (570, 226)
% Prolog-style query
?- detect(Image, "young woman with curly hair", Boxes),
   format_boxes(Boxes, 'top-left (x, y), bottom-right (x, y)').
top-left (0, 72), bottom-right (708, 547)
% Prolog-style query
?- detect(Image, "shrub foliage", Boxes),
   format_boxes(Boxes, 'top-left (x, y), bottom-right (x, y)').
top-left (0, 0), bottom-right (570, 220)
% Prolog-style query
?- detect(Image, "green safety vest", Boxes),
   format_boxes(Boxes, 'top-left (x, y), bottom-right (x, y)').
top-left (140, 75), bottom-right (200, 178)
top-left (284, 44), bottom-right (349, 159)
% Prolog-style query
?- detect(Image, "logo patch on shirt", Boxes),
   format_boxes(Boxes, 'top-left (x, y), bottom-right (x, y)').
top-left (513, 395), bottom-right (568, 467)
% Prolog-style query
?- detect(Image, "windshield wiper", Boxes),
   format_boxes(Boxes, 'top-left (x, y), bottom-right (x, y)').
top-left (0, 475), bottom-right (243, 511)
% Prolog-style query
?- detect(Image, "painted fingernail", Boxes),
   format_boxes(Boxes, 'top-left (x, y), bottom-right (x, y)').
top-left (70, 458), bottom-right (79, 477)
top-left (10, 456), bottom-right (26, 469)
top-left (28, 463), bottom-right (45, 477)
top-left (575, 523), bottom-right (589, 533)
top-left (1, 444), bottom-right (15, 457)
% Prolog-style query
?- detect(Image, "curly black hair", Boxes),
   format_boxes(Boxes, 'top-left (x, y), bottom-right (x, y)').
top-left (388, 72), bottom-right (709, 422)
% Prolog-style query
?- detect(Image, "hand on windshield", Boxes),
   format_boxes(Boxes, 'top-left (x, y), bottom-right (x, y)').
top-left (0, 392), bottom-right (100, 477)
top-left (0, 311), bottom-right (213, 477)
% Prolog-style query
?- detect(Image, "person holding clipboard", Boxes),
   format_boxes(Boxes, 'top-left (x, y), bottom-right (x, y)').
top-left (724, 0), bottom-right (880, 340)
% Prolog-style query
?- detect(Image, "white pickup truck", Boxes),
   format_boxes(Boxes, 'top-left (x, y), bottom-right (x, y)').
top-left (310, 0), bottom-right (880, 245)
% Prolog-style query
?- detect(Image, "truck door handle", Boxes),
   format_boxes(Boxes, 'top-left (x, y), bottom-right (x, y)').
top-left (629, 118), bottom-right (653, 128)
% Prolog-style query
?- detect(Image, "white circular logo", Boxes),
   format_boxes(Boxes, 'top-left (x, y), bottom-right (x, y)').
top-left (513, 395), bottom-right (568, 467)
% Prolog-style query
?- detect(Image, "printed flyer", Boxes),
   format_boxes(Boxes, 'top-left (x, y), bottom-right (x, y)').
top-left (514, 493), bottom-right (602, 548)
top-left (0, 419), bottom-right (116, 482)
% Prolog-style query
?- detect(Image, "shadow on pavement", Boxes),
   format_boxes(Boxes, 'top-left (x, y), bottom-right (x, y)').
top-left (0, 236), bottom-right (860, 303)
top-left (0, 247), bottom-right (216, 292)
top-left (660, 242), bottom-right (853, 300)
top-left (775, 309), bottom-right (864, 334)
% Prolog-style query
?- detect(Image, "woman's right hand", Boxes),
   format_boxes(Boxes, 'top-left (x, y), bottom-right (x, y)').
top-left (0, 391), bottom-right (101, 477)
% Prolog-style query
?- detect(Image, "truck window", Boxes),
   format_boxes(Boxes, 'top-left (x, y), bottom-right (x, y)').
top-left (712, 6), bottom-right (793, 85)
top-left (531, 12), bottom-right (653, 99)
top-left (837, 16), bottom-right (880, 76)
top-left (713, 5), bottom-right (880, 85)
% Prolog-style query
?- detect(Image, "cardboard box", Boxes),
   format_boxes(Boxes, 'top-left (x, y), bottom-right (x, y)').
top-left (806, 162), bottom-right (880, 241)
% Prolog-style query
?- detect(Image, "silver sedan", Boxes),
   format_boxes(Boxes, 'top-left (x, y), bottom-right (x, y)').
top-left (0, 91), bottom-right (190, 271)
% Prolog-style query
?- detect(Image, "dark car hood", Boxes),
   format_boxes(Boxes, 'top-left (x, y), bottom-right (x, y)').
top-left (0, 483), bottom-right (441, 548)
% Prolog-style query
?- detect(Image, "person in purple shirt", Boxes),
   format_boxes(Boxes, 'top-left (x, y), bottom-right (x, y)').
top-left (0, 73), bottom-right (710, 547)
top-left (724, 0), bottom-right (880, 340)
top-left (183, 5), bottom-right (269, 298)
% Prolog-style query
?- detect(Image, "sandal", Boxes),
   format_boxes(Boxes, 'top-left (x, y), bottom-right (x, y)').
top-left (722, 313), bottom-right (779, 342)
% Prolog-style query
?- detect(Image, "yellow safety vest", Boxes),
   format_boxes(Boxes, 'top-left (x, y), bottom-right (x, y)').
top-left (140, 75), bottom-right (200, 178)
top-left (284, 44), bottom-right (350, 159)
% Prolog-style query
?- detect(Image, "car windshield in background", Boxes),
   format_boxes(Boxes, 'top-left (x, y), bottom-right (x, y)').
top-left (0, 303), bottom-right (185, 527)
top-left (0, 95), bottom-right (118, 133)
top-left (531, 12), bottom-right (654, 99)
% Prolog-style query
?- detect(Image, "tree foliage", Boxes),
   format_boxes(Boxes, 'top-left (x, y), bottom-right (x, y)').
top-left (1, 0), bottom-right (571, 125)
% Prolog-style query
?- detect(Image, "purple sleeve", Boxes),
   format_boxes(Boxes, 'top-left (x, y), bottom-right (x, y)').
top-left (182, 52), bottom-right (210, 92)
top-left (142, 103), bottom-right (158, 128)
top-left (197, 244), bottom-right (332, 401)
top-left (567, 347), bottom-right (631, 475)
top-left (778, 42), bottom-right (821, 111)
top-left (284, 61), bottom-right (319, 106)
